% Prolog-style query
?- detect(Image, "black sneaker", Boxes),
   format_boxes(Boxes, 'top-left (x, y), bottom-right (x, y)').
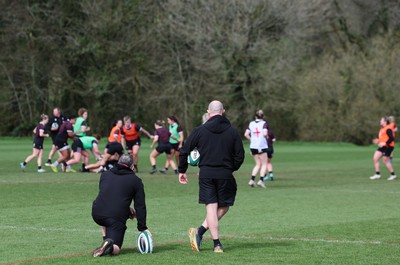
top-left (150, 168), bottom-right (157, 174)
top-left (159, 169), bottom-right (167, 174)
top-left (93, 238), bottom-right (114, 257)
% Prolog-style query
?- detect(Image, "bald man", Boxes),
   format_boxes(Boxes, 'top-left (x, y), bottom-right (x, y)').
top-left (178, 100), bottom-right (245, 253)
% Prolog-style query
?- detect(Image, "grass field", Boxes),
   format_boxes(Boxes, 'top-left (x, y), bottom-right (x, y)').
top-left (0, 138), bottom-right (399, 265)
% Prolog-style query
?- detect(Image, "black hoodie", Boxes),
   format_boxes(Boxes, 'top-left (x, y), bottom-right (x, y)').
top-left (179, 115), bottom-right (245, 179)
top-left (92, 164), bottom-right (148, 231)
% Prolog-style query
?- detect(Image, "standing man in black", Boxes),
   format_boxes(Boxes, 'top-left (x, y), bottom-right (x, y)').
top-left (178, 100), bottom-right (245, 253)
top-left (92, 154), bottom-right (150, 257)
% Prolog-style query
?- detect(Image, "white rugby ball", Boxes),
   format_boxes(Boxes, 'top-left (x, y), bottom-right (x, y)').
top-left (137, 231), bottom-right (153, 254)
top-left (51, 122), bottom-right (59, 130)
top-left (187, 148), bottom-right (200, 166)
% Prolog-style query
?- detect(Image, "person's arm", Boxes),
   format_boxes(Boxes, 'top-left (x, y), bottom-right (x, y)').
top-left (244, 129), bottom-right (251, 141)
top-left (150, 135), bottom-right (158, 149)
top-left (386, 129), bottom-right (394, 146)
top-left (233, 131), bottom-right (245, 171)
top-left (133, 180), bottom-right (148, 231)
top-left (140, 127), bottom-right (153, 139)
top-left (39, 128), bottom-right (49, 138)
top-left (178, 131), bottom-right (184, 149)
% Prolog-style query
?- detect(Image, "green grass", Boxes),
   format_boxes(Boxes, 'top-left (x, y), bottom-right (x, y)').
top-left (0, 138), bottom-right (399, 264)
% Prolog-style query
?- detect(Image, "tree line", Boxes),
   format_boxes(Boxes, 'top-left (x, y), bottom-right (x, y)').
top-left (1, 0), bottom-right (400, 145)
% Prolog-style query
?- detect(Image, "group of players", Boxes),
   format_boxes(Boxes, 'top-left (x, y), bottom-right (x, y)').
top-left (20, 107), bottom-right (185, 174)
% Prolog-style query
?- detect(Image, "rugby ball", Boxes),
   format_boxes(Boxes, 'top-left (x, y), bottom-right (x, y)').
top-left (51, 122), bottom-right (59, 130)
top-left (187, 148), bottom-right (200, 166)
top-left (137, 231), bottom-right (153, 254)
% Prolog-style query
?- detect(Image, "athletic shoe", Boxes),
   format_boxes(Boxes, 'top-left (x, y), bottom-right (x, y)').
top-left (248, 179), bottom-right (255, 187)
top-left (369, 174), bottom-right (381, 180)
top-left (95, 166), bottom-right (104, 174)
top-left (37, 168), bottom-right (46, 173)
top-left (387, 175), bottom-right (397, 181)
top-left (20, 162), bottom-right (25, 171)
top-left (66, 168), bottom-right (77, 173)
top-left (159, 169), bottom-right (167, 174)
top-left (93, 238), bottom-right (114, 257)
top-left (269, 173), bottom-right (274, 181)
top-left (263, 176), bottom-right (269, 181)
top-left (257, 180), bottom-right (266, 189)
top-left (188, 227), bottom-right (202, 252)
top-left (50, 165), bottom-right (58, 173)
top-left (45, 162), bottom-right (52, 167)
top-left (150, 168), bottom-right (157, 174)
top-left (213, 244), bottom-right (224, 253)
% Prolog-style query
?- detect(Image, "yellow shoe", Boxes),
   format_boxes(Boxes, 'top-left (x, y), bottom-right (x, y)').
top-left (66, 168), bottom-right (77, 173)
top-left (188, 228), bottom-right (200, 252)
top-left (50, 165), bottom-right (58, 173)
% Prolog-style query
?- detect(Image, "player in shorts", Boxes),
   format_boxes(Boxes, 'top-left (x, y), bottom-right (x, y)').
top-left (45, 107), bottom-right (64, 166)
top-left (244, 110), bottom-right (269, 188)
top-left (66, 135), bottom-right (102, 172)
top-left (20, 114), bottom-right (49, 173)
top-left (264, 129), bottom-right (276, 181)
top-left (50, 114), bottom-right (78, 173)
top-left (85, 142), bottom-right (124, 173)
top-left (149, 120), bottom-right (179, 174)
top-left (370, 116), bottom-right (397, 180)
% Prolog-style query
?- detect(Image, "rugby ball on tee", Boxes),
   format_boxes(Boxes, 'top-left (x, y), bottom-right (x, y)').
top-left (187, 148), bottom-right (200, 166)
top-left (137, 231), bottom-right (153, 254)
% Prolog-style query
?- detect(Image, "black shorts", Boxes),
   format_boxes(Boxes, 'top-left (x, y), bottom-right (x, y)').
top-left (156, 142), bottom-right (172, 154)
top-left (33, 139), bottom-right (44, 150)
top-left (250, 148), bottom-right (268, 155)
top-left (126, 139), bottom-right (141, 150)
top-left (266, 146), bottom-right (274, 158)
top-left (198, 178), bottom-right (237, 207)
top-left (51, 135), bottom-right (58, 145)
top-left (92, 214), bottom-right (127, 248)
top-left (170, 143), bottom-right (180, 151)
top-left (107, 142), bottom-right (123, 156)
top-left (71, 139), bottom-right (83, 153)
top-left (378, 146), bottom-right (394, 157)
top-left (55, 140), bottom-right (69, 151)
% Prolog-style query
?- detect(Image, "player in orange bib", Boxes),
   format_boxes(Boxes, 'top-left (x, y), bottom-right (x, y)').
top-left (370, 116), bottom-right (397, 180)
top-left (121, 115), bottom-right (153, 172)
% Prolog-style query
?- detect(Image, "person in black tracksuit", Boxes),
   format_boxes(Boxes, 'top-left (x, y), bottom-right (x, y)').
top-left (178, 100), bottom-right (245, 253)
top-left (91, 154), bottom-right (149, 257)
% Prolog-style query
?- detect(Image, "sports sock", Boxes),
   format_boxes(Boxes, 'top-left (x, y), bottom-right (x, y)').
top-left (164, 167), bottom-right (168, 171)
top-left (152, 165), bottom-right (156, 170)
top-left (213, 239), bottom-right (221, 247)
top-left (174, 169), bottom-right (178, 174)
top-left (198, 225), bottom-right (207, 236)
top-left (260, 177), bottom-right (264, 181)
top-left (391, 172), bottom-right (395, 175)
top-left (38, 166), bottom-right (42, 170)
top-left (251, 176), bottom-right (255, 180)
top-left (53, 161), bottom-right (59, 167)
top-left (46, 159), bottom-right (51, 163)
top-left (62, 161), bottom-right (68, 167)
top-left (23, 161), bottom-right (27, 166)
top-left (376, 171), bottom-right (380, 175)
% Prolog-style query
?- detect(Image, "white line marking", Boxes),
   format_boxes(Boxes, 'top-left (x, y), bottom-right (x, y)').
top-left (1, 226), bottom-right (398, 245)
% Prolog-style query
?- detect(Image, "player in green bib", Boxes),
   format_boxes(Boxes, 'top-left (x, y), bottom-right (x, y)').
top-left (66, 135), bottom-right (102, 172)
top-left (74, 108), bottom-right (91, 137)
top-left (160, 116), bottom-right (184, 174)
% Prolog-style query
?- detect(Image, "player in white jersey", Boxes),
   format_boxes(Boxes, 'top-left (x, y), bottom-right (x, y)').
top-left (244, 110), bottom-right (268, 188)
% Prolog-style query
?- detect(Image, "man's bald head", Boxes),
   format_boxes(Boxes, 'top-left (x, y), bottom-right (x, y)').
top-left (207, 100), bottom-right (225, 118)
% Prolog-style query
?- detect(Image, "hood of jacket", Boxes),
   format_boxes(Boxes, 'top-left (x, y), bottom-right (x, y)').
top-left (203, 115), bottom-right (231, 134)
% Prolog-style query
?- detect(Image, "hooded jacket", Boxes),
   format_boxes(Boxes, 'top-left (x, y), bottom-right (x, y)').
top-left (179, 115), bottom-right (245, 179)
top-left (92, 164), bottom-right (147, 231)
